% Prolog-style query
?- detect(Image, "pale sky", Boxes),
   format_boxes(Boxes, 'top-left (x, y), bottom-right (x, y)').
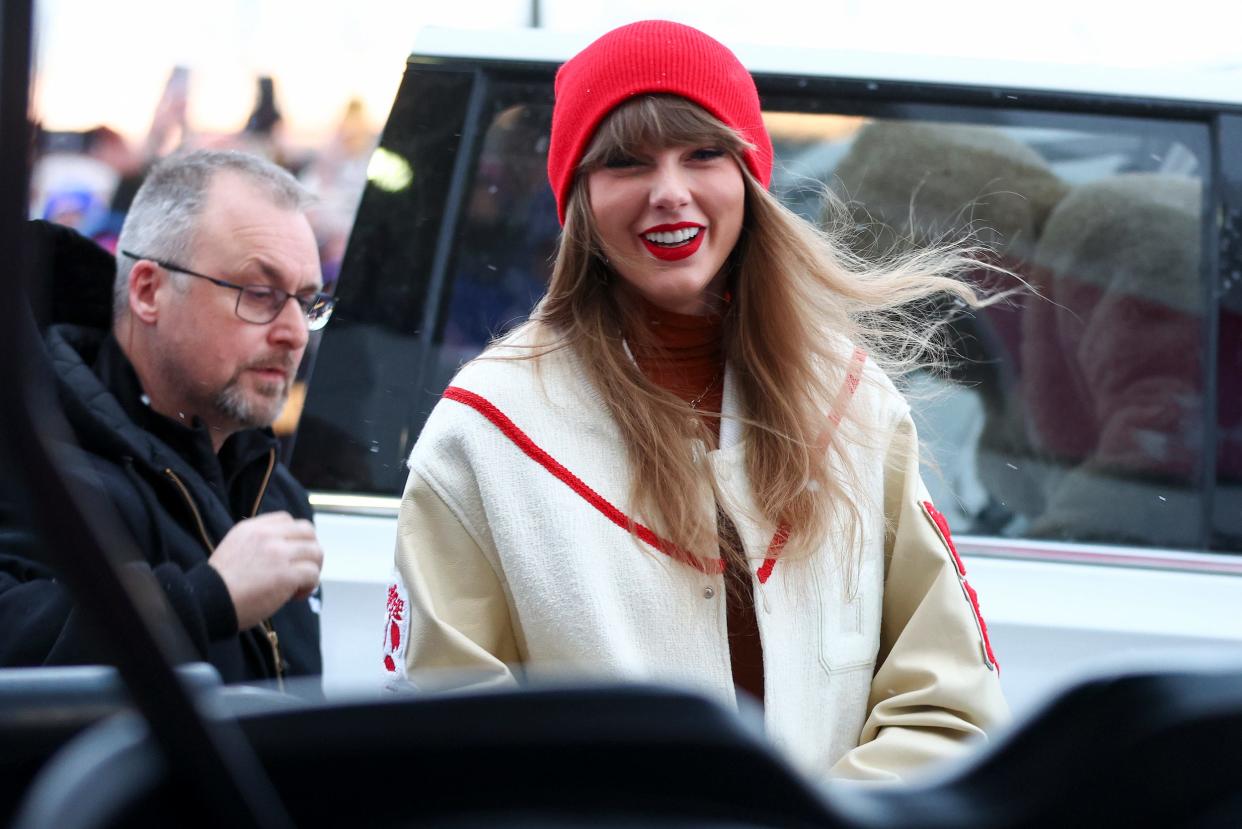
top-left (34, 0), bottom-right (1242, 145)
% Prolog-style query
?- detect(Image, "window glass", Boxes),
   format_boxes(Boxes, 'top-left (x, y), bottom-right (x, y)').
top-left (766, 112), bottom-right (1208, 549)
top-left (291, 67), bottom-right (481, 495)
top-left (423, 100), bottom-right (560, 402)
top-left (1216, 283), bottom-right (1242, 550)
top-left (1211, 115), bottom-right (1242, 553)
top-left (306, 69), bottom-right (1215, 556)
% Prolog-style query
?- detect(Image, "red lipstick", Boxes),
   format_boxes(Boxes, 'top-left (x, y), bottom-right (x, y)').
top-left (639, 222), bottom-right (705, 262)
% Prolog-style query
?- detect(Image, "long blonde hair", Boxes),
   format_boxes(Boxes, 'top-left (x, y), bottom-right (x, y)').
top-left (509, 95), bottom-right (985, 573)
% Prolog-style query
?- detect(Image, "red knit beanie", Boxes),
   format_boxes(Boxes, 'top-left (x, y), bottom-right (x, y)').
top-left (547, 20), bottom-right (774, 225)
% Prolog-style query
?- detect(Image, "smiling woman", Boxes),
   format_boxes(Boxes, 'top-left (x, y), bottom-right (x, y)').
top-left (584, 100), bottom-right (746, 316)
top-left (386, 19), bottom-right (1008, 784)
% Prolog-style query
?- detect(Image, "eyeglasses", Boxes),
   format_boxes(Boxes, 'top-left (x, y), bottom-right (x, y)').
top-left (121, 250), bottom-right (337, 331)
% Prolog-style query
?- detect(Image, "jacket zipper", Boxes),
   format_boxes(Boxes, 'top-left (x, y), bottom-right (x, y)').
top-left (250, 449), bottom-right (276, 518)
top-left (164, 448), bottom-right (285, 689)
top-left (250, 450), bottom-right (283, 689)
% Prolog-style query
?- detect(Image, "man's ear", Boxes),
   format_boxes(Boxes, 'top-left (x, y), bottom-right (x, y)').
top-left (128, 260), bottom-right (165, 324)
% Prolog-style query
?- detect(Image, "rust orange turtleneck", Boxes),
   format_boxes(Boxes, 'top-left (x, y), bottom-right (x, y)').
top-left (628, 298), bottom-right (725, 436)
top-left (629, 296), bottom-right (765, 707)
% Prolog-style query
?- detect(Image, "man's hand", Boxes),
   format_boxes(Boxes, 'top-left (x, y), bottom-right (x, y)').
top-left (208, 512), bottom-right (323, 631)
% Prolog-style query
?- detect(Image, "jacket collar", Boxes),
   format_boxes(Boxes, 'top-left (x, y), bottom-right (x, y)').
top-left (47, 324), bottom-right (278, 487)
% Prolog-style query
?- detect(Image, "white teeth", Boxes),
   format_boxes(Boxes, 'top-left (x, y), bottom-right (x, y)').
top-left (643, 226), bottom-right (701, 246)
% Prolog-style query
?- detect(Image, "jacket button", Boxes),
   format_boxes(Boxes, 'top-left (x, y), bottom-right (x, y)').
top-left (703, 587), bottom-right (716, 599)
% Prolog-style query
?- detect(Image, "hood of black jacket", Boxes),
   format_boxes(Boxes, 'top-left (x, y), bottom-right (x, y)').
top-left (26, 219), bottom-right (115, 333)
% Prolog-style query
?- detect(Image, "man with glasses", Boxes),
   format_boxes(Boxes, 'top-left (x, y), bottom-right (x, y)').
top-left (0, 150), bottom-right (333, 684)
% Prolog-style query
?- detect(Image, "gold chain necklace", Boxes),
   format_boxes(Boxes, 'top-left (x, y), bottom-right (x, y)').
top-left (689, 370), bottom-right (723, 410)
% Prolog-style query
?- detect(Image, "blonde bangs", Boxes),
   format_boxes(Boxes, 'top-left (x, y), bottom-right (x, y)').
top-left (578, 95), bottom-right (751, 172)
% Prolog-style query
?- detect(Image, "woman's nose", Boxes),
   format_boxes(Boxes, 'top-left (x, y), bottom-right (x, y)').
top-left (649, 161), bottom-right (691, 210)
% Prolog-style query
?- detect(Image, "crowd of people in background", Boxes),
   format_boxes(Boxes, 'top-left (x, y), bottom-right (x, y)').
top-left (30, 67), bottom-right (376, 295)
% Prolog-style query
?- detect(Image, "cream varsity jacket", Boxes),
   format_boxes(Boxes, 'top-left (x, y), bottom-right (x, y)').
top-left (387, 328), bottom-right (1008, 783)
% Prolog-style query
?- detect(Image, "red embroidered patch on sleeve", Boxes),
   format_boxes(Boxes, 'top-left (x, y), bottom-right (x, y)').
top-left (920, 501), bottom-right (999, 672)
top-left (382, 581), bottom-right (410, 677)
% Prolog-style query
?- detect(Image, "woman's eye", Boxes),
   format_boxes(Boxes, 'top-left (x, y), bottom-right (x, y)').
top-left (603, 154), bottom-right (640, 169)
top-left (691, 148), bottom-right (726, 161)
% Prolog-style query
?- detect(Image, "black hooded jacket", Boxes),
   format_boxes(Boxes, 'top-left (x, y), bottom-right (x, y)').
top-left (0, 222), bottom-right (320, 682)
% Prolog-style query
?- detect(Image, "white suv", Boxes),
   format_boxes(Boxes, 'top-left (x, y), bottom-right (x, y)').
top-left (298, 27), bottom-right (1242, 712)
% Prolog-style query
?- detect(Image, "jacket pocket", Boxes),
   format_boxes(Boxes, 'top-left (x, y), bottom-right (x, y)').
top-left (812, 564), bottom-right (878, 674)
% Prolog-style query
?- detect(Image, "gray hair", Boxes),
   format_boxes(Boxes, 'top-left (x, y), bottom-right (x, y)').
top-left (113, 149), bottom-right (313, 319)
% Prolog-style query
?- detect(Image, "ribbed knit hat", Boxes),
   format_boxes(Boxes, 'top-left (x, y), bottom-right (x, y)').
top-left (547, 20), bottom-right (773, 225)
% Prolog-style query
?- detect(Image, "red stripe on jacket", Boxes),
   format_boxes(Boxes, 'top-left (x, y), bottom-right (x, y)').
top-left (444, 386), bottom-right (724, 575)
top-left (444, 349), bottom-right (865, 585)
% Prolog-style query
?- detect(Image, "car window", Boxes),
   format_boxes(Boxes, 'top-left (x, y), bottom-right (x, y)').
top-left (765, 110), bottom-right (1209, 550)
top-left (290, 67), bottom-right (488, 495)
top-left (1213, 114), bottom-right (1242, 553)
top-left (295, 67), bottom-right (1224, 555)
top-left (425, 100), bottom-right (559, 406)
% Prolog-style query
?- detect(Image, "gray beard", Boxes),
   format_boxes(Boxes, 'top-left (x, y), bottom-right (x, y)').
top-left (213, 372), bottom-right (289, 430)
